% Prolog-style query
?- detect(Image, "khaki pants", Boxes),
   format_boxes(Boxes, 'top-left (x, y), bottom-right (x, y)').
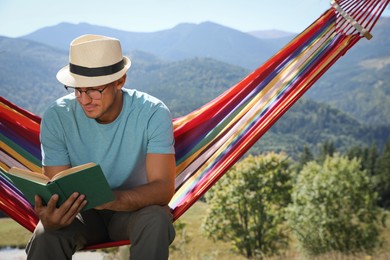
top-left (25, 205), bottom-right (175, 260)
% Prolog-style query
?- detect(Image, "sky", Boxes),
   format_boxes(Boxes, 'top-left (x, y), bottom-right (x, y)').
top-left (0, 0), bottom-right (389, 37)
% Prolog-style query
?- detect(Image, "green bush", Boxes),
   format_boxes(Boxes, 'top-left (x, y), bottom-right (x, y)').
top-left (203, 153), bottom-right (292, 259)
top-left (288, 154), bottom-right (386, 256)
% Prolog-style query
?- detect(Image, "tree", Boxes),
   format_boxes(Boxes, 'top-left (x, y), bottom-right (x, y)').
top-left (203, 153), bottom-right (292, 259)
top-left (374, 139), bottom-right (390, 208)
top-left (298, 144), bottom-right (314, 169)
top-left (317, 140), bottom-right (336, 163)
top-left (366, 143), bottom-right (379, 176)
top-left (295, 144), bottom-right (314, 173)
top-left (347, 143), bottom-right (379, 176)
top-left (288, 154), bottom-right (385, 256)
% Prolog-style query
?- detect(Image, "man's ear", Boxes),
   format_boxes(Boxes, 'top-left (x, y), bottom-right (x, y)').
top-left (116, 74), bottom-right (127, 89)
top-left (117, 74), bottom-right (127, 88)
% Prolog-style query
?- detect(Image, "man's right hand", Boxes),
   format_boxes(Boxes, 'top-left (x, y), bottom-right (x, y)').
top-left (34, 192), bottom-right (87, 230)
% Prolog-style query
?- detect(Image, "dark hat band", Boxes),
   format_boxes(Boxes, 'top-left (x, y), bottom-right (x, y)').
top-left (69, 59), bottom-right (125, 77)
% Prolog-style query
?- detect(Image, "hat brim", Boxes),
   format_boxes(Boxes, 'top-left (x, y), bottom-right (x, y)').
top-left (56, 56), bottom-right (131, 87)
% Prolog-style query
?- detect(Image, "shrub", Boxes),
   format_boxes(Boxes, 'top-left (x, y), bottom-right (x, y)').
top-left (288, 154), bottom-right (386, 256)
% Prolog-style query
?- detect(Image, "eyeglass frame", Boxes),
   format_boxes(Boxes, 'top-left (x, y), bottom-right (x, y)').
top-left (64, 83), bottom-right (113, 100)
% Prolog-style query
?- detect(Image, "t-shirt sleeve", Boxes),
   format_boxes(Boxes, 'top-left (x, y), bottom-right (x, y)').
top-left (40, 108), bottom-right (71, 166)
top-left (146, 104), bottom-right (175, 154)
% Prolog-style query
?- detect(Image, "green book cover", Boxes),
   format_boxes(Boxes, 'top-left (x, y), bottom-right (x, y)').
top-left (3, 163), bottom-right (114, 211)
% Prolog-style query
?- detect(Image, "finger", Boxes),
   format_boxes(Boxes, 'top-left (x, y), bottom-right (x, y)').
top-left (44, 193), bottom-right (81, 228)
top-left (62, 194), bottom-right (87, 225)
top-left (46, 194), bottom-right (59, 213)
top-left (78, 199), bottom-right (88, 212)
top-left (34, 195), bottom-right (43, 212)
top-left (94, 201), bottom-right (109, 210)
top-left (57, 192), bottom-right (80, 214)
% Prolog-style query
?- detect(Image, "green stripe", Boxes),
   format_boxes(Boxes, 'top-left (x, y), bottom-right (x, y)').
top-left (0, 133), bottom-right (41, 167)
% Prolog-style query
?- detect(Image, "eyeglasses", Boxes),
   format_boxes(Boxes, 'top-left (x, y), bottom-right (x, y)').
top-left (64, 84), bottom-right (112, 100)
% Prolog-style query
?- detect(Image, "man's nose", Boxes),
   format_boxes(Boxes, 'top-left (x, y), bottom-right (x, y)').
top-left (78, 92), bottom-right (92, 104)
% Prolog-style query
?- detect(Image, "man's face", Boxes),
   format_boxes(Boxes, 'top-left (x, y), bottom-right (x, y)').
top-left (75, 78), bottom-right (124, 124)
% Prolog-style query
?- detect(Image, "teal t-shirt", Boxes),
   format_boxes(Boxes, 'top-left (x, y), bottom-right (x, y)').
top-left (40, 89), bottom-right (175, 189)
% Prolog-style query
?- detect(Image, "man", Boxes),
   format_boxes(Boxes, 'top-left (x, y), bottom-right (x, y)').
top-left (25, 34), bottom-right (176, 260)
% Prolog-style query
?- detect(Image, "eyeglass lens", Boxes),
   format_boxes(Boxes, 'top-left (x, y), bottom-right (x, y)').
top-left (65, 84), bottom-right (111, 100)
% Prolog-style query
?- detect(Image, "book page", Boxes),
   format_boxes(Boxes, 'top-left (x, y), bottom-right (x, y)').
top-left (52, 162), bottom-right (97, 181)
top-left (8, 168), bottom-right (50, 184)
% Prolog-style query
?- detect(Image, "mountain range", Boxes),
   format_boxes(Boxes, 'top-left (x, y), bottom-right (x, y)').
top-left (20, 21), bottom-right (294, 70)
top-left (0, 17), bottom-right (389, 156)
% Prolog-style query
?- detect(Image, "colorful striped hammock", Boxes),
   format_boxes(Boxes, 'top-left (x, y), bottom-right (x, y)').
top-left (1, 0), bottom-right (388, 250)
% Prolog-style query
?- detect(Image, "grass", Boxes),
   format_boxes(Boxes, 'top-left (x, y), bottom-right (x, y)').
top-left (169, 202), bottom-right (245, 260)
top-left (0, 218), bottom-right (31, 248)
top-left (1, 202), bottom-right (390, 259)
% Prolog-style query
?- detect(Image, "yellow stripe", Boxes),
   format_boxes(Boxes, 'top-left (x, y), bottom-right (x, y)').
top-left (0, 141), bottom-right (41, 173)
top-left (173, 25), bottom-right (344, 203)
top-left (0, 161), bottom-right (10, 171)
top-left (176, 28), bottom-right (336, 175)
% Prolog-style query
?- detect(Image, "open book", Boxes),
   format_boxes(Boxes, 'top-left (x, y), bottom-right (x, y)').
top-left (3, 162), bottom-right (114, 211)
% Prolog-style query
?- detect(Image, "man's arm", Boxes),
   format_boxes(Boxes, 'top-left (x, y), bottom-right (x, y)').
top-left (96, 153), bottom-right (176, 212)
top-left (43, 165), bottom-right (71, 179)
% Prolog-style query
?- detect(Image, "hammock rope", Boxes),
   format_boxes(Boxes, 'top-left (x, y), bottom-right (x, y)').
top-left (1, 0), bottom-right (389, 250)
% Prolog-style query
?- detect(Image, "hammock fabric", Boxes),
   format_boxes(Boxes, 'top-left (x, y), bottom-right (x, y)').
top-left (1, 0), bottom-right (388, 250)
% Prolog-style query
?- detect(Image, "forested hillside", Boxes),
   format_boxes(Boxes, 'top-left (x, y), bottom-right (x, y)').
top-left (0, 36), bottom-right (66, 114)
top-left (1, 18), bottom-right (389, 158)
top-left (306, 17), bottom-right (390, 126)
top-left (19, 18), bottom-right (390, 126)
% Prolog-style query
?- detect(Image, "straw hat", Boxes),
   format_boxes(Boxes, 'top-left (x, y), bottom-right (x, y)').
top-left (56, 34), bottom-right (131, 87)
